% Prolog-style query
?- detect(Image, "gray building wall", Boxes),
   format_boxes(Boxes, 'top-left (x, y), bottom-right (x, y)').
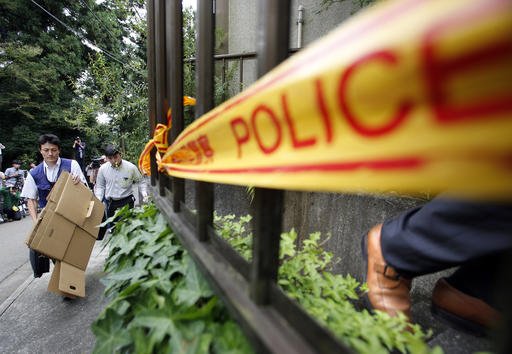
top-left (223, 1), bottom-right (356, 96)
top-left (227, 0), bottom-right (355, 52)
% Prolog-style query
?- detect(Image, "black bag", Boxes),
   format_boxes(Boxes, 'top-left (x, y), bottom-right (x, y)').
top-left (96, 212), bottom-right (107, 241)
top-left (29, 249), bottom-right (50, 278)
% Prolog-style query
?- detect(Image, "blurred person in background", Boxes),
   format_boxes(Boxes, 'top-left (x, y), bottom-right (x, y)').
top-left (0, 186), bottom-right (22, 221)
top-left (72, 136), bottom-right (86, 173)
top-left (94, 145), bottom-right (148, 222)
top-left (4, 160), bottom-right (23, 189)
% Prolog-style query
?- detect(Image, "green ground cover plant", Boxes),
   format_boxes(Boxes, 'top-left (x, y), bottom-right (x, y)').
top-left (215, 213), bottom-right (443, 354)
top-left (93, 205), bottom-right (442, 353)
top-left (92, 204), bottom-right (253, 354)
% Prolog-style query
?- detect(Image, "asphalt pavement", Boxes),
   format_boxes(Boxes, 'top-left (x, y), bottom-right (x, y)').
top-left (0, 217), bottom-right (109, 354)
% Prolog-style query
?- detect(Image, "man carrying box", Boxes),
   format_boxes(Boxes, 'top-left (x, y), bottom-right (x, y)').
top-left (21, 134), bottom-right (87, 277)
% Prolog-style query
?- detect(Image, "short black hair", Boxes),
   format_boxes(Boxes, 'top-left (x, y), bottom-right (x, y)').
top-left (104, 144), bottom-right (120, 157)
top-left (38, 134), bottom-right (61, 149)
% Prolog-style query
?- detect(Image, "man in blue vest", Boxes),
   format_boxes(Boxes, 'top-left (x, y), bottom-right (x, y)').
top-left (20, 133), bottom-right (86, 277)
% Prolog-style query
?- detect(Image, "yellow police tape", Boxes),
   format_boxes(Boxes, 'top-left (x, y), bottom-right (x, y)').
top-left (138, 96), bottom-right (196, 175)
top-left (141, 0), bottom-right (512, 198)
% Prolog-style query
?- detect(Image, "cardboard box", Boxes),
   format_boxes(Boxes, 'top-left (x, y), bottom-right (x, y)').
top-left (26, 171), bottom-right (105, 297)
top-left (32, 213), bottom-right (75, 260)
top-left (63, 227), bottom-right (96, 270)
top-left (48, 261), bottom-right (84, 298)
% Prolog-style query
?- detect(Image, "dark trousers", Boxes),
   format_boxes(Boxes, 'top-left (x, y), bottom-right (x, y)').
top-left (107, 195), bottom-right (135, 220)
top-left (3, 208), bottom-right (21, 220)
top-left (381, 197), bottom-right (512, 306)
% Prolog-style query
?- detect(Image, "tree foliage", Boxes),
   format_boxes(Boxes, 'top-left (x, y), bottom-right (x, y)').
top-left (0, 0), bottom-right (144, 166)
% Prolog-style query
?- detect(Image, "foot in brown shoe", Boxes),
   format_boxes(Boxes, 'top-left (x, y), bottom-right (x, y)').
top-left (362, 224), bottom-right (412, 320)
top-left (432, 278), bottom-right (501, 336)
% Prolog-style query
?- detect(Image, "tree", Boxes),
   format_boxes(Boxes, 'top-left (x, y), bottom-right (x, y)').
top-left (0, 0), bottom-right (128, 165)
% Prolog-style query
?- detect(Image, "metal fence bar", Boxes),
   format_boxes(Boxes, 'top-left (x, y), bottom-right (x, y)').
top-left (209, 229), bottom-right (251, 280)
top-left (154, 0), bottom-right (167, 196)
top-left (249, 0), bottom-right (290, 306)
top-left (148, 1), bottom-right (352, 352)
top-left (166, 1), bottom-right (185, 211)
top-left (269, 285), bottom-right (352, 353)
top-left (195, 0), bottom-right (214, 242)
top-left (145, 0), bottom-right (157, 186)
top-left (250, 188), bottom-right (283, 304)
top-left (152, 193), bottom-right (319, 354)
top-left (184, 51), bottom-right (256, 64)
top-left (221, 58), bottom-right (227, 101)
top-left (239, 56), bottom-right (244, 93)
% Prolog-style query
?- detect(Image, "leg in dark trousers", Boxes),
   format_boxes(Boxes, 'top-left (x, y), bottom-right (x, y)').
top-left (106, 195), bottom-right (135, 232)
top-left (364, 196), bottom-right (512, 335)
top-left (381, 197), bottom-right (512, 278)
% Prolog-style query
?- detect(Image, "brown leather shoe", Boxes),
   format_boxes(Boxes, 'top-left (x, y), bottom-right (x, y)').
top-left (363, 224), bottom-right (412, 320)
top-left (432, 278), bottom-right (501, 336)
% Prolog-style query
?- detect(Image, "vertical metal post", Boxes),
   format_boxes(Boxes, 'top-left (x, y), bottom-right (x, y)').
top-left (166, 1), bottom-right (185, 212)
top-left (146, 0), bottom-right (158, 186)
top-left (221, 58), bottom-right (227, 102)
top-left (195, 0), bottom-right (215, 242)
top-left (154, 0), bottom-right (167, 196)
top-left (250, 0), bottom-right (291, 305)
top-left (239, 56), bottom-right (244, 93)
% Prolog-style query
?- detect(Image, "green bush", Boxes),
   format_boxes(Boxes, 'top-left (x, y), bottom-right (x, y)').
top-left (93, 206), bottom-right (442, 354)
top-left (214, 213), bottom-right (443, 354)
top-left (92, 204), bottom-right (253, 354)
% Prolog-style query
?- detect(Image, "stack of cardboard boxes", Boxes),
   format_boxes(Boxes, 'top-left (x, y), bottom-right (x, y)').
top-left (25, 171), bottom-right (105, 298)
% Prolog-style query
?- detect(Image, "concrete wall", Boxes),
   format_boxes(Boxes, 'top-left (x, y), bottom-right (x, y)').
top-left (223, 0), bottom-right (356, 97)
top-left (227, 0), bottom-right (355, 52)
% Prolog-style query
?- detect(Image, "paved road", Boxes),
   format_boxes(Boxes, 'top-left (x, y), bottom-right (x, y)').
top-left (0, 217), bottom-right (34, 305)
top-left (0, 217), bottom-right (109, 353)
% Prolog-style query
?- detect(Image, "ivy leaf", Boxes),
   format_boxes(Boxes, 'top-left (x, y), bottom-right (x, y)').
top-left (141, 241), bottom-right (165, 257)
top-left (212, 321), bottom-right (254, 354)
top-left (92, 309), bottom-right (132, 354)
top-left (129, 310), bottom-right (176, 344)
top-left (123, 218), bottom-right (146, 234)
top-left (169, 321), bottom-right (211, 354)
top-left (130, 327), bottom-right (155, 354)
top-left (174, 297), bottom-right (218, 321)
top-left (103, 257), bottom-right (150, 292)
top-left (173, 256), bottom-right (213, 306)
top-left (116, 233), bottom-right (143, 256)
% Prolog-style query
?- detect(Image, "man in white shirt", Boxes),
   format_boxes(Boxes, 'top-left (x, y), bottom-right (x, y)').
top-left (94, 145), bottom-right (148, 221)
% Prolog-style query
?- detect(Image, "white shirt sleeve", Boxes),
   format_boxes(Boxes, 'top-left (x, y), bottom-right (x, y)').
top-left (71, 160), bottom-right (87, 184)
top-left (94, 166), bottom-right (106, 201)
top-left (20, 173), bottom-right (38, 200)
top-left (133, 167), bottom-right (148, 197)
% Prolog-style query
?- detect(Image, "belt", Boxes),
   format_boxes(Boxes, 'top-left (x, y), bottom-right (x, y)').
top-left (107, 195), bottom-right (133, 202)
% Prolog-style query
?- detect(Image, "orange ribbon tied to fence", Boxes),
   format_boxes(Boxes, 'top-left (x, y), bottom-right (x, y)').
top-left (142, 0), bottom-right (512, 198)
top-left (138, 96), bottom-right (196, 175)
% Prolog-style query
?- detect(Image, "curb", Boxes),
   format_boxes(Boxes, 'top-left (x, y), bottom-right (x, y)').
top-left (0, 274), bottom-right (33, 317)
